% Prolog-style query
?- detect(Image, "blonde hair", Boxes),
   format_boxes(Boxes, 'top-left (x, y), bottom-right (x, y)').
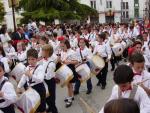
top-left (42, 44), bottom-right (53, 57)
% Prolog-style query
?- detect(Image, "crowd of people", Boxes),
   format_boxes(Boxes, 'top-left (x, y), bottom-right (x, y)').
top-left (0, 19), bottom-right (150, 113)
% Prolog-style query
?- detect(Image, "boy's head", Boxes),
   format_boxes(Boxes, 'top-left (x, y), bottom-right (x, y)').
top-left (133, 40), bottom-right (142, 52)
top-left (42, 44), bottom-right (53, 58)
top-left (114, 65), bottom-right (134, 92)
top-left (27, 49), bottom-right (38, 66)
top-left (130, 52), bottom-right (145, 73)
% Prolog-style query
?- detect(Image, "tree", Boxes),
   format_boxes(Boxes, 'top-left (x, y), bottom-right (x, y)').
top-left (0, 1), bottom-right (5, 22)
top-left (19, 0), bottom-right (98, 23)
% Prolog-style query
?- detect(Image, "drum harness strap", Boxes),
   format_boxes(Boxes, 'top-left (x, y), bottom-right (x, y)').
top-left (28, 65), bottom-right (40, 85)
top-left (118, 85), bottom-right (138, 99)
top-left (0, 79), bottom-right (8, 103)
top-left (44, 61), bottom-right (54, 79)
top-left (79, 49), bottom-right (84, 63)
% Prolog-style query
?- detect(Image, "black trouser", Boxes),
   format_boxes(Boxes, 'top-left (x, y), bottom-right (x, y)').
top-left (32, 83), bottom-right (46, 112)
top-left (74, 78), bottom-right (92, 92)
top-left (96, 57), bottom-right (108, 86)
top-left (0, 105), bottom-right (15, 113)
top-left (45, 78), bottom-right (58, 113)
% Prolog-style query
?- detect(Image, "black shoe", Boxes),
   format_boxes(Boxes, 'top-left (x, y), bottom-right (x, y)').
top-left (74, 91), bottom-right (79, 95)
top-left (101, 85), bottom-right (106, 90)
top-left (65, 100), bottom-right (72, 108)
top-left (97, 82), bottom-right (101, 86)
top-left (86, 90), bottom-right (92, 95)
top-left (64, 97), bottom-right (74, 102)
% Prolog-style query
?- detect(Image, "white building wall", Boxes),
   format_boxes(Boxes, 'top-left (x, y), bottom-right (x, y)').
top-left (79, 0), bottom-right (147, 23)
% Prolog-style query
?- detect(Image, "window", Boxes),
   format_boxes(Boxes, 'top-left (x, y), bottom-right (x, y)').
top-left (122, 11), bottom-right (129, 18)
top-left (90, 0), bottom-right (96, 9)
top-left (106, 1), bottom-right (112, 8)
top-left (122, 2), bottom-right (128, 10)
top-left (126, 2), bottom-right (128, 9)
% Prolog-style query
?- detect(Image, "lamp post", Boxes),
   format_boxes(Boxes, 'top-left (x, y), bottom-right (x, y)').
top-left (11, 0), bottom-right (16, 32)
top-left (121, 0), bottom-right (123, 23)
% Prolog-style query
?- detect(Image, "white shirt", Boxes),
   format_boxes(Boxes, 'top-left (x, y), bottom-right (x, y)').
top-left (76, 47), bottom-right (92, 62)
top-left (133, 70), bottom-right (150, 89)
top-left (0, 56), bottom-right (10, 73)
top-left (93, 42), bottom-right (111, 59)
top-left (42, 57), bottom-right (56, 80)
top-left (144, 48), bottom-right (150, 68)
top-left (17, 64), bottom-right (45, 88)
top-left (17, 51), bottom-right (27, 62)
top-left (4, 46), bottom-right (16, 59)
top-left (69, 36), bottom-right (78, 49)
top-left (99, 85), bottom-right (150, 113)
top-left (61, 49), bottom-right (78, 62)
top-left (0, 76), bottom-right (17, 108)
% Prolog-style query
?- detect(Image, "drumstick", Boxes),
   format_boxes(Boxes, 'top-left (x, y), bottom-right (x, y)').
top-left (140, 79), bottom-right (150, 84)
top-left (79, 97), bottom-right (97, 113)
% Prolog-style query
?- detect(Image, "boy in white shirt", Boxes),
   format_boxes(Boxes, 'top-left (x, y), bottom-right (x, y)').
top-left (99, 65), bottom-right (150, 113)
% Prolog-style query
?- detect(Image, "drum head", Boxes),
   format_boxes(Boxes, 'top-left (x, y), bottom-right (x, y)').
top-left (92, 55), bottom-right (105, 69)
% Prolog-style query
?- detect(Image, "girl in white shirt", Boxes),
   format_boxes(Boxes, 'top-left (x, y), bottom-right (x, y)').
top-left (0, 62), bottom-right (17, 113)
top-left (59, 40), bottom-right (79, 108)
top-left (74, 38), bottom-right (93, 95)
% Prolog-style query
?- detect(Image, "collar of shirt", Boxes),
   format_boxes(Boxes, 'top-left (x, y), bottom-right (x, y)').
top-left (121, 85), bottom-right (132, 92)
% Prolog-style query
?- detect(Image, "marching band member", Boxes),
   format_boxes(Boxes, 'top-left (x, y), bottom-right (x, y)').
top-left (0, 62), bottom-right (17, 113)
top-left (93, 33), bottom-right (111, 89)
top-left (41, 44), bottom-right (58, 113)
top-left (59, 40), bottom-right (79, 107)
top-left (16, 41), bottom-right (28, 65)
top-left (99, 65), bottom-right (150, 113)
top-left (74, 38), bottom-right (93, 95)
top-left (144, 41), bottom-right (150, 72)
top-left (142, 32), bottom-right (149, 54)
top-left (3, 41), bottom-right (16, 59)
top-left (17, 49), bottom-right (46, 113)
top-left (129, 52), bottom-right (150, 96)
top-left (69, 31), bottom-right (78, 50)
top-left (0, 46), bottom-right (10, 76)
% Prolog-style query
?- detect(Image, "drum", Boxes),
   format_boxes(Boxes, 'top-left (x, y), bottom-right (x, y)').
top-left (55, 64), bottom-right (73, 87)
top-left (126, 39), bottom-right (133, 47)
top-left (16, 88), bottom-right (40, 113)
top-left (112, 43), bottom-right (124, 57)
top-left (89, 55), bottom-right (105, 75)
top-left (121, 41), bottom-right (127, 50)
top-left (75, 63), bottom-right (91, 82)
top-left (9, 63), bottom-right (26, 82)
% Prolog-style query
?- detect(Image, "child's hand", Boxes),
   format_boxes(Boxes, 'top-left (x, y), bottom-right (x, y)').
top-left (16, 88), bottom-right (22, 94)
top-left (0, 91), bottom-right (4, 97)
top-left (25, 70), bottom-right (32, 77)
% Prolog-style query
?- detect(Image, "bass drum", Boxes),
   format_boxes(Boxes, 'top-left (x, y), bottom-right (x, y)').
top-left (75, 63), bottom-right (91, 82)
top-left (112, 43), bottom-right (124, 57)
top-left (89, 55), bottom-right (105, 75)
top-left (9, 63), bottom-right (26, 82)
top-left (55, 63), bottom-right (73, 87)
top-left (16, 88), bottom-right (40, 113)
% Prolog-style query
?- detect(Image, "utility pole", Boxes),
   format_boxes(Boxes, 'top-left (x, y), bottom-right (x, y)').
top-left (121, 0), bottom-right (123, 23)
top-left (11, 0), bottom-right (16, 32)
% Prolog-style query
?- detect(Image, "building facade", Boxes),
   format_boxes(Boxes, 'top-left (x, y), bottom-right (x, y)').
top-left (79, 0), bottom-right (147, 23)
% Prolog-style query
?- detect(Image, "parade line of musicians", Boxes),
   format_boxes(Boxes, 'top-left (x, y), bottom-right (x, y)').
top-left (0, 21), bottom-right (150, 113)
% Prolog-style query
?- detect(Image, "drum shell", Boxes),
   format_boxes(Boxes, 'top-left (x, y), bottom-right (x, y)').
top-left (9, 63), bottom-right (26, 82)
top-left (16, 88), bottom-right (40, 113)
top-left (75, 63), bottom-right (91, 82)
top-left (112, 43), bottom-right (124, 57)
top-left (89, 55), bottom-right (105, 75)
top-left (55, 64), bottom-right (73, 87)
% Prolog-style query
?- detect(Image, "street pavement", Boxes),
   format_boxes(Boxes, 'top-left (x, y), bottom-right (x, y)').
top-left (14, 64), bottom-right (117, 113)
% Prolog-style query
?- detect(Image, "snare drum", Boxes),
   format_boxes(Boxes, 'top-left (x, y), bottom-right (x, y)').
top-left (89, 55), bottom-right (105, 75)
top-left (9, 63), bottom-right (26, 82)
top-left (126, 39), bottom-right (133, 47)
top-left (112, 43), bottom-right (124, 57)
top-left (16, 88), bottom-right (40, 113)
top-left (55, 64), bottom-right (73, 87)
top-left (75, 63), bottom-right (91, 82)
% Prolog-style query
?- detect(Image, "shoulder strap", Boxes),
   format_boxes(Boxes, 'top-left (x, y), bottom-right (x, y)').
top-left (0, 79), bottom-right (8, 91)
top-left (32, 64), bottom-right (40, 74)
top-left (79, 49), bottom-right (84, 62)
top-left (118, 87), bottom-right (122, 99)
top-left (45, 61), bottom-right (54, 73)
top-left (129, 85), bottom-right (138, 99)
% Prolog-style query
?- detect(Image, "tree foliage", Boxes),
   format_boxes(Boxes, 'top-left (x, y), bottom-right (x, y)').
top-left (19, 0), bottom-right (98, 23)
top-left (0, 2), bottom-right (5, 22)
